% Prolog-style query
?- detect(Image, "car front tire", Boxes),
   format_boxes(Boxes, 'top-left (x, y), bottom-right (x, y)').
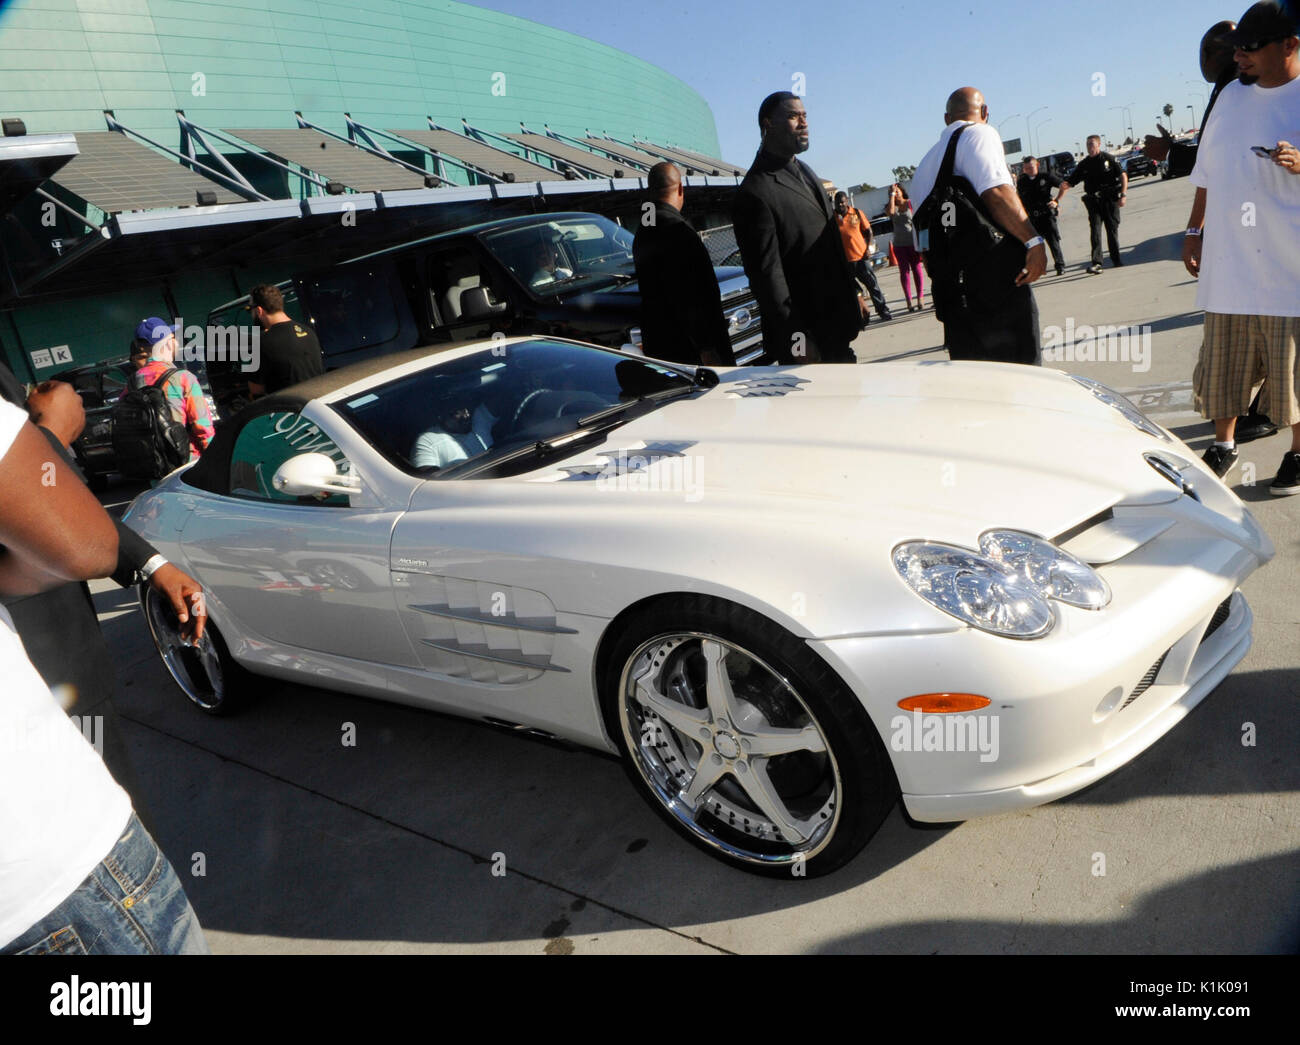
top-left (601, 595), bottom-right (897, 878)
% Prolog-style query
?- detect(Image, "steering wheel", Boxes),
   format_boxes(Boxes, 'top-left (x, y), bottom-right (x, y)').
top-left (509, 390), bottom-right (609, 432)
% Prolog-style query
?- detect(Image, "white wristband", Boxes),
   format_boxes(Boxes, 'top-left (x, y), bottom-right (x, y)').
top-left (139, 554), bottom-right (168, 581)
top-left (1185, 227), bottom-right (1202, 237)
top-left (1024, 235), bottom-right (1045, 249)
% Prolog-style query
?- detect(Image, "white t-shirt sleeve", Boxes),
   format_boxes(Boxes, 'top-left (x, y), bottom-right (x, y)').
top-left (957, 123), bottom-right (1014, 195)
top-left (411, 429), bottom-right (467, 469)
top-left (0, 398), bottom-right (26, 461)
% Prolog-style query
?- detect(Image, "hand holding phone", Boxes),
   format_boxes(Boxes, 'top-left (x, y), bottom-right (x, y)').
top-left (1252, 145), bottom-right (1277, 158)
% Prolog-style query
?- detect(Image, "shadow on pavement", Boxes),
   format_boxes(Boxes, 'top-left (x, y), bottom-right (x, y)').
top-left (809, 850), bottom-right (1300, 954)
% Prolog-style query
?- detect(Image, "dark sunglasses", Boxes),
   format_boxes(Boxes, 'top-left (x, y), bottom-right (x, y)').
top-left (1234, 37), bottom-right (1283, 53)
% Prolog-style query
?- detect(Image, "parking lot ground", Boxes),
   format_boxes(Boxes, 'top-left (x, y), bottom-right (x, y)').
top-left (93, 175), bottom-right (1299, 954)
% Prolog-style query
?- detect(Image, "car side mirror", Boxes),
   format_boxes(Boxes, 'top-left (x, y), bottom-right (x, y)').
top-left (272, 453), bottom-right (361, 497)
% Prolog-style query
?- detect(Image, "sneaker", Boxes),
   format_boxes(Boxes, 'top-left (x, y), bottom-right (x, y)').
top-left (1055, 266), bottom-right (1065, 276)
top-left (880, 311), bottom-right (894, 321)
top-left (1202, 444), bottom-right (1239, 479)
top-left (1269, 451), bottom-right (1300, 496)
top-left (1086, 263), bottom-right (1103, 274)
top-left (1235, 412), bottom-right (1277, 443)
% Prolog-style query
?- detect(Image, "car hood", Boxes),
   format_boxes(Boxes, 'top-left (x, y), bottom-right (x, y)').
top-left (517, 360), bottom-right (1194, 545)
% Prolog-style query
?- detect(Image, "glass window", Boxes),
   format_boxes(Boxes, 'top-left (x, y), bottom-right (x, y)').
top-left (427, 246), bottom-right (511, 328)
top-left (228, 410), bottom-right (353, 507)
top-left (486, 216), bottom-right (636, 296)
top-left (300, 267), bottom-right (400, 356)
top-left (333, 338), bottom-right (694, 479)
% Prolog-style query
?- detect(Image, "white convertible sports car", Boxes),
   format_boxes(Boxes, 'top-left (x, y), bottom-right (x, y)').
top-left (125, 336), bottom-right (1273, 877)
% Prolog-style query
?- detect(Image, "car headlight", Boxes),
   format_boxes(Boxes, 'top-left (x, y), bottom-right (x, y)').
top-left (1070, 374), bottom-right (1171, 441)
top-left (893, 541), bottom-right (1055, 639)
top-left (979, 530), bottom-right (1110, 609)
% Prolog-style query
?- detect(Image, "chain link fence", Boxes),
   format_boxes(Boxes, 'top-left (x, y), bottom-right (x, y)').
top-left (698, 224), bottom-right (740, 266)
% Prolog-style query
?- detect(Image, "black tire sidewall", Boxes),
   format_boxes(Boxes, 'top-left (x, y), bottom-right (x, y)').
top-left (599, 595), bottom-right (898, 878)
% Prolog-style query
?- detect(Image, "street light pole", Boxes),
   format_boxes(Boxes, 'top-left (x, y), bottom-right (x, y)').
top-left (1109, 106), bottom-right (1127, 148)
top-left (998, 112), bottom-right (1023, 153)
top-left (1034, 118), bottom-right (1053, 156)
top-left (1027, 106), bottom-right (1049, 157)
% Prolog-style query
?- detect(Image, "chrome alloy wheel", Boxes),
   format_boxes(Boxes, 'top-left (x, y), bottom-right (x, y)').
top-left (142, 585), bottom-right (226, 712)
top-left (618, 632), bottom-right (842, 866)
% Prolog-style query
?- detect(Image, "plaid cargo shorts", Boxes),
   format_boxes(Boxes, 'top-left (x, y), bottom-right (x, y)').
top-left (1193, 312), bottom-right (1300, 427)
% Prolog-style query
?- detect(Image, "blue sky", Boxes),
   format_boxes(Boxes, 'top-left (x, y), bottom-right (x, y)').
top-left (466, 0), bottom-right (1239, 187)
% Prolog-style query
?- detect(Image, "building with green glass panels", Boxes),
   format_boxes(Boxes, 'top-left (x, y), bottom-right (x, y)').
top-left (0, 0), bottom-right (725, 380)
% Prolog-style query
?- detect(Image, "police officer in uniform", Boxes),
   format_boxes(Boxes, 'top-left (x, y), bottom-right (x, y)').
top-left (1016, 156), bottom-right (1069, 275)
top-left (1061, 135), bottom-right (1127, 272)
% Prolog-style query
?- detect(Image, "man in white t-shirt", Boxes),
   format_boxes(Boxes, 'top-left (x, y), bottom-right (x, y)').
top-left (1183, 1), bottom-right (1300, 493)
top-left (0, 400), bottom-right (207, 953)
top-left (411, 402), bottom-right (496, 470)
top-left (911, 87), bottom-right (1048, 365)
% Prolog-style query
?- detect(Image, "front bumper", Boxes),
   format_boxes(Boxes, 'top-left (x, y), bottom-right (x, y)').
top-left (809, 489), bottom-right (1270, 823)
top-left (900, 591), bottom-right (1251, 821)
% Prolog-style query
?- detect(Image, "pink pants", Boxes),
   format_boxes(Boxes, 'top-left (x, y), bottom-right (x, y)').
top-left (894, 244), bottom-right (925, 304)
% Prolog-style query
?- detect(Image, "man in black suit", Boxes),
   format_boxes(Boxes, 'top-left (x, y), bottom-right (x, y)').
top-left (733, 91), bottom-right (863, 364)
top-left (632, 162), bottom-right (736, 367)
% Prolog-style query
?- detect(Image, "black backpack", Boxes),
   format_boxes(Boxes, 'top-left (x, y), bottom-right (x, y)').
top-left (914, 125), bottom-right (1027, 321)
top-left (111, 368), bottom-right (192, 479)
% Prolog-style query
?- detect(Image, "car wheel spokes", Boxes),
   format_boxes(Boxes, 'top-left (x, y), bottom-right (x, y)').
top-left (145, 588), bottom-right (224, 710)
top-left (623, 632), bottom-right (840, 864)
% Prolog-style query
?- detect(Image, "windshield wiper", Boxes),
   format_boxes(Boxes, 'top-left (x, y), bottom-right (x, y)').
top-left (576, 383), bottom-right (695, 426)
top-left (447, 385), bottom-right (697, 480)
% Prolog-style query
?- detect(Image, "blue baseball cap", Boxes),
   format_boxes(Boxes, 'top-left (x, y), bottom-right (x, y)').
top-left (135, 317), bottom-right (179, 346)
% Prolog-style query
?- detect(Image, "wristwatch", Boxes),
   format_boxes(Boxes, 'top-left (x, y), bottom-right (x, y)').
top-left (1185, 227), bottom-right (1203, 237)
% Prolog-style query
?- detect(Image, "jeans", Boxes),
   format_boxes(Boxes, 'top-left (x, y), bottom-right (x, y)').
top-left (3, 812), bottom-right (208, 954)
top-left (850, 259), bottom-right (891, 317)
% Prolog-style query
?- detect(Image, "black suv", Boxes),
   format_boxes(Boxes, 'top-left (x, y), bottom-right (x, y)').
top-left (1121, 153), bottom-right (1156, 179)
top-left (203, 212), bottom-right (763, 415)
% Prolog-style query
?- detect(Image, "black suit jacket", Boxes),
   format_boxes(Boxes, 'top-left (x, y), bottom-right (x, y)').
top-left (632, 202), bottom-right (735, 366)
top-left (733, 149), bottom-right (860, 363)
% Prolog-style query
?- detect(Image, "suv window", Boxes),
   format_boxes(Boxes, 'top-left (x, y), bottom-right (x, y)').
top-left (300, 267), bottom-right (401, 356)
top-left (486, 216), bottom-right (635, 295)
top-left (427, 245), bottom-right (511, 330)
top-left (229, 409), bottom-right (353, 507)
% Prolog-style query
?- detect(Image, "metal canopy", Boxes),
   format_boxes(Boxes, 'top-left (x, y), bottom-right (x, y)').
top-left (505, 133), bottom-right (633, 179)
top-left (50, 131), bottom-right (242, 212)
top-left (225, 128), bottom-right (430, 191)
top-left (4, 174), bottom-right (662, 305)
top-left (635, 139), bottom-right (746, 177)
top-left (582, 137), bottom-right (670, 172)
top-left (0, 133), bottom-right (78, 215)
top-left (389, 129), bottom-right (557, 182)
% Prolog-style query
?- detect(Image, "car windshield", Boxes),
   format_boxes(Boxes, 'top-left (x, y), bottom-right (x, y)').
top-left (486, 216), bottom-right (636, 295)
top-left (332, 339), bottom-right (697, 479)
